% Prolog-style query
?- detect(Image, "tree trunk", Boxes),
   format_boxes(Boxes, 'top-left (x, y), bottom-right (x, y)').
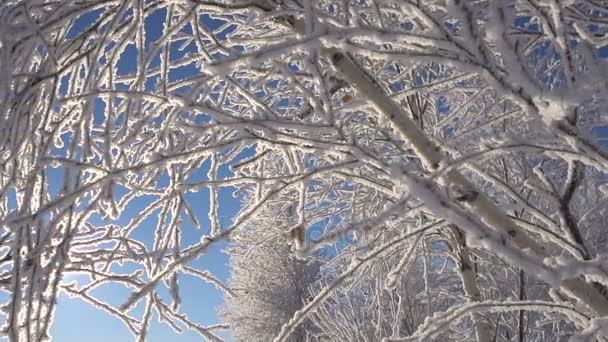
top-left (450, 226), bottom-right (492, 342)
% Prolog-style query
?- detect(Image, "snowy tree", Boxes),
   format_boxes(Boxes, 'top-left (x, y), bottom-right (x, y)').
top-left (1, 0), bottom-right (608, 341)
top-left (220, 202), bottom-right (320, 342)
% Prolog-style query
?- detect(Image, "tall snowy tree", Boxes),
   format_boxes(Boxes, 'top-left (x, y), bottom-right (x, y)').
top-left (220, 202), bottom-right (320, 342)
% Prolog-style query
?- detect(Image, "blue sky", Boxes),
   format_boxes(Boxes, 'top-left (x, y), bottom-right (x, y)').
top-left (46, 159), bottom-right (240, 341)
top-left (47, 163), bottom-right (242, 341)
top-left (50, 242), bottom-right (232, 342)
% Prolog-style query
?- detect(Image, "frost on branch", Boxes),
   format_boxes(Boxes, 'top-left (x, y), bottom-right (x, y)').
top-left (2, 0), bottom-right (608, 341)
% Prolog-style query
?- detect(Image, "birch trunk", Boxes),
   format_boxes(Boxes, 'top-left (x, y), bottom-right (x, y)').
top-left (325, 47), bottom-right (608, 318)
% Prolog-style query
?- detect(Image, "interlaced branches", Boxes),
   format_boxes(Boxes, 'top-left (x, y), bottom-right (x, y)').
top-left (1, 0), bottom-right (608, 341)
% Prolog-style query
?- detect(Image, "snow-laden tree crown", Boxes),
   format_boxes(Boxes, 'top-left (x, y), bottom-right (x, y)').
top-left (1, 0), bottom-right (608, 341)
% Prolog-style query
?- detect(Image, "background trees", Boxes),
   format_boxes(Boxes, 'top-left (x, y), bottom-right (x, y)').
top-left (1, 0), bottom-right (608, 341)
top-left (221, 202), bottom-right (320, 342)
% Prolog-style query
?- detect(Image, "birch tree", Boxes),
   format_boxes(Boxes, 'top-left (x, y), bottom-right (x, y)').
top-left (1, 0), bottom-right (608, 341)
